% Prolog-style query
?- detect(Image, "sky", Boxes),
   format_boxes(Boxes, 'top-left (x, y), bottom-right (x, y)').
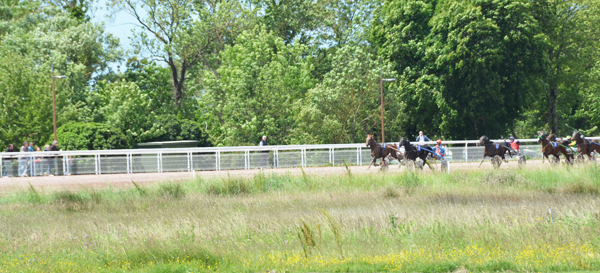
top-left (90, 0), bottom-right (138, 71)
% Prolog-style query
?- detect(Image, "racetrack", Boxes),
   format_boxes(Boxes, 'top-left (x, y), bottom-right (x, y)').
top-left (0, 159), bottom-right (578, 192)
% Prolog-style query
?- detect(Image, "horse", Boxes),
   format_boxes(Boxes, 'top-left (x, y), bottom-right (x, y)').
top-left (478, 135), bottom-right (512, 168)
top-left (572, 131), bottom-right (594, 162)
top-left (590, 139), bottom-right (600, 158)
top-left (366, 134), bottom-right (401, 170)
top-left (546, 134), bottom-right (574, 165)
top-left (399, 137), bottom-right (434, 171)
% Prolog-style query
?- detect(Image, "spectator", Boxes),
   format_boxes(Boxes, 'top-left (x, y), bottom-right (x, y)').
top-left (259, 135), bottom-right (269, 168)
top-left (416, 131), bottom-right (432, 150)
top-left (43, 145), bottom-right (51, 176)
top-left (416, 131), bottom-right (431, 145)
top-left (3, 144), bottom-right (15, 178)
top-left (27, 141), bottom-right (34, 176)
top-left (435, 139), bottom-right (446, 158)
top-left (48, 141), bottom-right (59, 176)
top-left (509, 137), bottom-right (519, 152)
top-left (34, 146), bottom-right (42, 176)
top-left (18, 141), bottom-right (29, 177)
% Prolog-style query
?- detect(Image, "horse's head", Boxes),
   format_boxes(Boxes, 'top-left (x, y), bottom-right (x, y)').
top-left (399, 137), bottom-right (409, 147)
top-left (366, 134), bottom-right (374, 147)
top-left (572, 131), bottom-right (581, 141)
top-left (478, 135), bottom-right (488, 146)
top-left (537, 131), bottom-right (546, 143)
top-left (547, 134), bottom-right (556, 142)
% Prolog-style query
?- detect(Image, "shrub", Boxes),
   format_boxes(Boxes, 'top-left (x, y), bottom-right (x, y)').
top-left (137, 115), bottom-right (210, 146)
top-left (56, 122), bottom-right (131, 150)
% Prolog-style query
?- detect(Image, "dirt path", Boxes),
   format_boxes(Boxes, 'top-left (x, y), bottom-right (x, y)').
top-left (0, 159), bottom-right (570, 192)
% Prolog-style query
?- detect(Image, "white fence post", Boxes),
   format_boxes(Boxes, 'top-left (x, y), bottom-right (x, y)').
top-left (190, 152), bottom-right (194, 172)
top-left (332, 148), bottom-right (335, 167)
top-left (0, 156), bottom-right (3, 178)
top-left (98, 154), bottom-right (102, 175)
top-left (187, 152), bottom-right (191, 172)
top-left (465, 143), bottom-right (468, 162)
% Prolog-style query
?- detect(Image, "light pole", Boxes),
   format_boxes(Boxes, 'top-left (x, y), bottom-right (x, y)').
top-left (380, 58), bottom-right (396, 143)
top-left (52, 58), bottom-right (67, 141)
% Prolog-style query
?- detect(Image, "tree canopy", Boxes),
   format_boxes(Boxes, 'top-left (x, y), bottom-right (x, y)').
top-left (1, 0), bottom-right (600, 150)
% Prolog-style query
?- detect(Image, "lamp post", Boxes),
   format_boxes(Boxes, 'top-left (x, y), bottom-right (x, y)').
top-left (380, 58), bottom-right (396, 143)
top-left (52, 58), bottom-right (67, 141)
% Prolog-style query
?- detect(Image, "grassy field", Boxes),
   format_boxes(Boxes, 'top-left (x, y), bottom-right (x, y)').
top-left (2, 164), bottom-right (600, 272)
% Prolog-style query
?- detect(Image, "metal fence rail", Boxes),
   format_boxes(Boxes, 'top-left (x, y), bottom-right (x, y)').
top-left (1, 137), bottom-right (598, 177)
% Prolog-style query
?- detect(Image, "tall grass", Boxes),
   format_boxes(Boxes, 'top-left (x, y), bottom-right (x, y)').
top-left (2, 165), bottom-right (600, 272)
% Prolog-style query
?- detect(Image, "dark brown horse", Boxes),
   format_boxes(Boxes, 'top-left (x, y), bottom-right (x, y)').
top-left (572, 131), bottom-right (594, 161)
top-left (366, 134), bottom-right (401, 170)
top-left (478, 135), bottom-right (512, 168)
top-left (546, 134), bottom-right (574, 164)
top-left (590, 140), bottom-right (600, 157)
top-left (399, 137), bottom-right (434, 170)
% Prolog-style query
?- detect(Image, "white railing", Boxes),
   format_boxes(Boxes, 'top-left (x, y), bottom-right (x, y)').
top-left (1, 137), bottom-right (597, 177)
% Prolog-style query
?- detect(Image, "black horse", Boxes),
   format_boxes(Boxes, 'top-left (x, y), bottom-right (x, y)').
top-left (399, 137), bottom-right (434, 170)
top-left (478, 135), bottom-right (512, 168)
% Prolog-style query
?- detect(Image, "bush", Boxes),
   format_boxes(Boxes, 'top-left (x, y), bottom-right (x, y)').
top-left (138, 115), bottom-right (210, 146)
top-left (56, 122), bottom-right (131, 150)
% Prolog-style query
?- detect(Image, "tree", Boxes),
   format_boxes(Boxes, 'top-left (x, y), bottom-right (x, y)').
top-left (531, 0), bottom-right (600, 135)
top-left (371, 0), bottom-right (440, 139)
top-left (49, 0), bottom-right (91, 22)
top-left (109, 0), bottom-right (252, 108)
top-left (0, 3), bottom-right (121, 147)
top-left (258, 0), bottom-right (323, 45)
top-left (373, 0), bottom-right (547, 139)
top-left (199, 26), bottom-right (316, 146)
top-left (93, 80), bottom-right (155, 140)
top-left (292, 45), bottom-right (396, 144)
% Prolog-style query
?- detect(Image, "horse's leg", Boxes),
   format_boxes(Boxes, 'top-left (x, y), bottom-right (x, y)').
top-left (543, 151), bottom-right (550, 163)
top-left (367, 157), bottom-right (377, 169)
top-left (478, 155), bottom-right (487, 168)
top-left (501, 152), bottom-right (508, 163)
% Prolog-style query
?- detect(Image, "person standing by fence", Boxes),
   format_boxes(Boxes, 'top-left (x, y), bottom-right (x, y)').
top-left (259, 135), bottom-right (269, 168)
top-left (34, 146), bottom-right (42, 176)
top-left (416, 131), bottom-right (432, 149)
top-left (18, 141), bottom-right (29, 177)
top-left (48, 141), bottom-right (59, 176)
top-left (27, 141), bottom-right (34, 176)
top-left (43, 145), bottom-right (50, 176)
top-left (3, 144), bottom-right (15, 178)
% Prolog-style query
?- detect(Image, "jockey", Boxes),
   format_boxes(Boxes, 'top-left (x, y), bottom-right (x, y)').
top-left (509, 136), bottom-right (519, 152)
top-left (435, 139), bottom-right (445, 158)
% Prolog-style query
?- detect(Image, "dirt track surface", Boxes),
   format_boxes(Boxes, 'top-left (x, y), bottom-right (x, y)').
top-left (0, 159), bottom-right (577, 192)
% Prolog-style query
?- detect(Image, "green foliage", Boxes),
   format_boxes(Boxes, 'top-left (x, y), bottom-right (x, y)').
top-left (0, 2), bottom-right (121, 147)
top-left (200, 26), bottom-right (316, 146)
top-left (57, 122), bottom-right (130, 150)
top-left (157, 183), bottom-right (186, 199)
top-left (374, 0), bottom-right (547, 139)
top-left (138, 115), bottom-right (210, 145)
top-left (293, 45), bottom-right (397, 143)
top-left (92, 80), bottom-right (155, 139)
